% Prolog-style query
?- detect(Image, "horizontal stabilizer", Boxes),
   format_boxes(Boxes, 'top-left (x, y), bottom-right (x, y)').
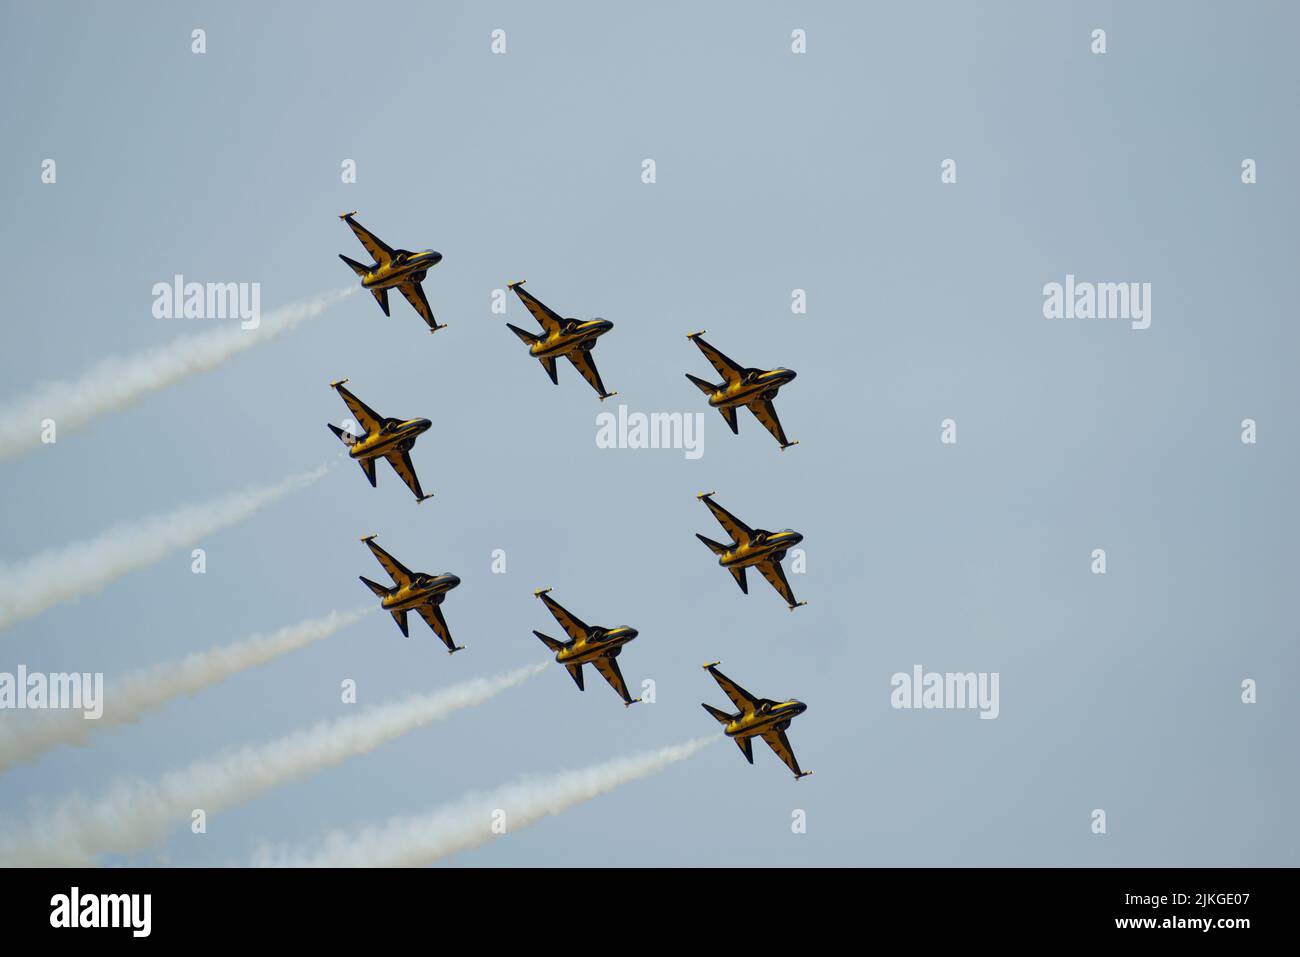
top-left (359, 575), bottom-right (389, 598)
top-left (507, 322), bottom-right (540, 345)
top-left (328, 422), bottom-right (362, 445)
top-left (695, 533), bottom-right (728, 556)
top-left (339, 253), bottom-right (369, 276)
top-left (701, 703), bottom-right (731, 725)
top-left (533, 630), bottom-right (566, 653)
top-left (685, 372), bottom-right (716, 395)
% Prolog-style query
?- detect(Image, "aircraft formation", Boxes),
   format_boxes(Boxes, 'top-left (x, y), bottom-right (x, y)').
top-left (331, 213), bottom-right (812, 780)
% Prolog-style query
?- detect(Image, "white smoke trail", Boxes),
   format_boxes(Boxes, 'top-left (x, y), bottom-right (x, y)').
top-left (0, 607), bottom-right (372, 773)
top-left (0, 464), bottom-right (330, 632)
top-left (253, 735), bottom-right (720, 867)
top-left (0, 287), bottom-right (356, 461)
top-left (0, 664), bottom-right (545, 866)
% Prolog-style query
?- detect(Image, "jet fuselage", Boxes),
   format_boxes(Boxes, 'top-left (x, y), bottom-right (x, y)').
top-left (360, 249), bottom-right (443, 290)
top-left (718, 529), bottom-right (803, 569)
top-left (531, 319), bottom-right (613, 359)
top-left (725, 699), bottom-right (808, 738)
top-left (553, 626), bottom-right (638, 665)
top-left (349, 418), bottom-right (431, 460)
top-left (709, 368), bottom-right (797, 409)
top-left (382, 572), bottom-right (462, 612)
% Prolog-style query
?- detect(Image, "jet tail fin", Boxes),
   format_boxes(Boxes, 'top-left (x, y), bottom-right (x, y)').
top-left (358, 575), bottom-right (389, 598)
top-left (685, 372), bottom-right (716, 395)
top-left (533, 630), bottom-right (567, 653)
top-left (507, 322), bottom-right (540, 345)
top-left (339, 253), bottom-right (369, 276)
top-left (701, 703), bottom-right (731, 725)
top-left (695, 533), bottom-right (728, 556)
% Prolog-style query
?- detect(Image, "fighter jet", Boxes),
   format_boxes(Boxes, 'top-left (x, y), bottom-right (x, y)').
top-left (695, 491), bottom-right (806, 609)
top-left (685, 331), bottom-right (798, 449)
top-left (701, 661), bottom-right (812, 780)
top-left (532, 588), bottom-right (641, 706)
top-left (327, 379), bottom-right (433, 503)
top-left (506, 281), bottom-right (617, 400)
top-left (358, 535), bottom-right (464, 654)
top-left (338, 211), bottom-right (444, 333)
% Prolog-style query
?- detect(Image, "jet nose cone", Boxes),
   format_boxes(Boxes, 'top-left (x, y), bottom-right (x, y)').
top-left (446, 574), bottom-right (462, 588)
top-left (795, 701), bottom-right (808, 714)
top-left (594, 319), bottom-right (614, 334)
top-left (788, 531), bottom-right (804, 546)
top-left (416, 418), bottom-right (433, 432)
top-left (784, 368), bottom-right (797, 382)
top-left (624, 628), bottom-right (639, 640)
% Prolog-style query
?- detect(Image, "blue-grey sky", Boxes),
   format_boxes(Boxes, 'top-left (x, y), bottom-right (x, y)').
top-left (1, 0), bottom-right (1296, 866)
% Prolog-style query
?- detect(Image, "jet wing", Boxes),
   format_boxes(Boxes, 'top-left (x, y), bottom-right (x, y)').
top-left (383, 449), bottom-right (428, 501)
top-left (364, 537), bottom-right (412, 586)
top-left (398, 281), bottom-right (442, 332)
top-left (592, 655), bottom-right (635, 704)
top-left (746, 398), bottom-right (792, 448)
top-left (538, 355), bottom-right (559, 385)
top-left (342, 214), bottom-right (393, 266)
top-left (416, 604), bottom-right (459, 653)
top-left (700, 494), bottom-right (753, 544)
top-left (509, 283), bottom-right (562, 335)
top-left (690, 334), bottom-right (744, 383)
top-left (760, 728), bottom-right (805, 778)
top-left (566, 663), bottom-right (585, 690)
top-left (334, 383), bottom-right (384, 435)
top-left (565, 349), bottom-right (610, 398)
top-left (706, 664), bottom-right (758, 713)
top-left (538, 592), bottom-right (588, 643)
top-left (757, 560), bottom-right (799, 607)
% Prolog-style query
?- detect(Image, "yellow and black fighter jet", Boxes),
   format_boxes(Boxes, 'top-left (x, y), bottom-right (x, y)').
top-left (327, 379), bottom-right (433, 503)
top-left (338, 211), bottom-right (444, 333)
top-left (532, 588), bottom-right (641, 706)
top-left (701, 661), bottom-right (812, 780)
top-left (685, 331), bottom-right (798, 449)
top-left (506, 281), bottom-right (617, 400)
top-left (695, 491), bottom-right (806, 609)
top-left (358, 535), bottom-right (464, 654)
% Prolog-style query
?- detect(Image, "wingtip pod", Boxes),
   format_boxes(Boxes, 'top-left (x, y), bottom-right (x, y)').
top-left (339, 210), bottom-right (357, 220)
top-left (360, 534), bottom-right (377, 543)
top-left (599, 391), bottom-right (619, 401)
top-left (507, 279), bottom-right (526, 288)
top-left (696, 490), bottom-right (715, 500)
top-left (449, 644), bottom-right (466, 655)
top-left (796, 770), bottom-right (814, 781)
top-left (687, 330), bottom-right (707, 339)
top-left (624, 697), bottom-right (642, 708)
top-left (329, 378), bottom-right (349, 389)
top-left (533, 587), bottom-right (552, 598)
top-left (789, 601), bottom-right (808, 611)
top-left (416, 494), bottom-right (435, 504)
top-left (703, 660), bottom-right (721, 669)
top-left (780, 440), bottom-right (800, 451)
